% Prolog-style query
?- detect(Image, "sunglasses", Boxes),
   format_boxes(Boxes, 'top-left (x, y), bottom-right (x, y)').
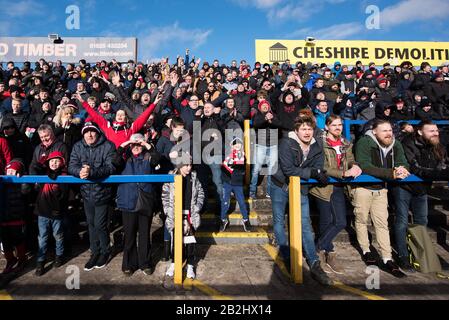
top-left (3, 126), bottom-right (14, 130)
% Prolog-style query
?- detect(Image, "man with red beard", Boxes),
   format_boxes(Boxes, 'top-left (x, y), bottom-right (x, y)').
top-left (354, 119), bottom-right (410, 278)
top-left (394, 121), bottom-right (449, 272)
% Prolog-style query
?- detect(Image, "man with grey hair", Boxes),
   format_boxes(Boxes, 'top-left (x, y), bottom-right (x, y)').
top-left (29, 124), bottom-right (68, 175)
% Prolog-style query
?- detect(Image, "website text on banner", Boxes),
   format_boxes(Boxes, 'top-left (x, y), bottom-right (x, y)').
top-left (256, 40), bottom-right (449, 67)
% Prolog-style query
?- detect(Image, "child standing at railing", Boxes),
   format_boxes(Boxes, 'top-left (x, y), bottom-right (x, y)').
top-left (220, 137), bottom-right (252, 233)
top-left (34, 151), bottom-right (69, 276)
top-left (162, 152), bottom-right (204, 280)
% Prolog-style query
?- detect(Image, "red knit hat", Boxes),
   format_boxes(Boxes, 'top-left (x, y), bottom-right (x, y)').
top-left (46, 151), bottom-right (66, 167)
top-left (258, 99), bottom-right (271, 111)
top-left (5, 160), bottom-right (24, 173)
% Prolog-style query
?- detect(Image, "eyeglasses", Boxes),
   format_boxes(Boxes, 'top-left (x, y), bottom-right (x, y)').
top-left (190, 99), bottom-right (199, 102)
top-left (3, 126), bottom-right (14, 130)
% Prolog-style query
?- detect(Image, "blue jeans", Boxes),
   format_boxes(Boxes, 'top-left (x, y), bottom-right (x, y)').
top-left (84, 202), bottom-right (110, 256)
top-left (197, 155), bottom-right (223, 209)
top-left (221, 182), bottom-right (249, 220)
top-left (37, 216), bottom-right (64, 262)
top-left (269, 181), bottom-right (319, 267)
top-left (250, 145), bottom-right (278, 195)
top-left (393, 187), bottom-right (428, 258)
top-left (314, 187), bottom-right (347, 253)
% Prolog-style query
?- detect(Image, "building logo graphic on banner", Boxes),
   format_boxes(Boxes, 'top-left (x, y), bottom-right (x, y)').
top-left (256, 40), bottom-right (449, 66)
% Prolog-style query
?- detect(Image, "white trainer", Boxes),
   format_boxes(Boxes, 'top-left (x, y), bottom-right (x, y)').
top-left (186, 264), bottom-right (196, 279)
top-left (165, 263), bottom-right (175, 277)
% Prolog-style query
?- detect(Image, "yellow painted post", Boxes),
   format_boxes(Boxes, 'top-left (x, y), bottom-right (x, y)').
top-left (174, 175), bottom-right (183, 286)
top-left (289, 176), bottom-right (303, 284)
top-left (244, 120), bottom-right (251, 185)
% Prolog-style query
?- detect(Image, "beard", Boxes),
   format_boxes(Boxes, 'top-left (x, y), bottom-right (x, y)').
top-left (378, 136), bottom-right (393, 147)
top-left (424, 135), bottom-right (440, 146)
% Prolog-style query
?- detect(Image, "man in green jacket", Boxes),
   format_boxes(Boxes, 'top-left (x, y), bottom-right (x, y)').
top-left (354, 119), bottom-right (409, 278)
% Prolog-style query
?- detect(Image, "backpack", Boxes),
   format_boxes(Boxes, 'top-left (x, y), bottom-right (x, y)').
top-left (407, 224), bottom-right (448, 279)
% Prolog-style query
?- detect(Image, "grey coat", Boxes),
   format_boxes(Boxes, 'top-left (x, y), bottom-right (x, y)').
top-left (162, 170), bottom-right (204, 232)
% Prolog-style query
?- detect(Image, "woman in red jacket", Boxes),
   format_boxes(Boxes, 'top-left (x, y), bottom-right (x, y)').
top-left (76, 94), bottom-right (162, 149)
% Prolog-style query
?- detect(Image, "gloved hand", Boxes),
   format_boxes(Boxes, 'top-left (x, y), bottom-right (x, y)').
top-left (310, 169), bottom-right (329, 185)
top-left (48, 169), bottom-right (62, 181)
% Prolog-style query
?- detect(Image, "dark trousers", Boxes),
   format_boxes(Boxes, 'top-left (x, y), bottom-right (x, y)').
top-left (315, 187), bottom-right (347, 253)
top-left (392, 187), bottom-right (428, 258)
top-left (121, 211), bottom-right (153, 271)
top-left (0, 225), bottom-right (26, 252)
top-left (167, 228), bottom-right (195, 265)
top-left (84, 202), bottom-right (110, 256)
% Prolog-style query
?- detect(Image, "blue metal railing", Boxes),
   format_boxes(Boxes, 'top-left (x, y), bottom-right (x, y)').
top-left (302, 174), bottom-right (426, 185)
top-left (0, 175), bottom-right (175, 184)
top-left (0, 173), bottom-right (429, 186)
top-left (343, 120), bottom-right (449, 141)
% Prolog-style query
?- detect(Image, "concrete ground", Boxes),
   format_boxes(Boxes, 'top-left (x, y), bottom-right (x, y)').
top-left (1, 242), bottom-right (449, 300)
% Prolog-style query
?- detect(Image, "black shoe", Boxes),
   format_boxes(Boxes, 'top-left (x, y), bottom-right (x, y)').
top-left (95, 254), bottom-right (110, 269)
top-left (310, 261), bottom-right (334, 286)
top-left (143, 265), bottom-right (155, 276)
top-left (381, 260), bottom-right (407, 278)
top-left (398, 256), bottom-right (416, 273)
top-left (363, 252), bottom-right (378, 266)
top-left (54, 256), bottom-right (64, 268)
top-left (84, 254), bottom-right (100, 271)
top-left (162, 241), bottom-right (171, 262)
top-left (219, 219), bottom-right (229, 232)
top-left (242, 219), bottom-right (252, 232)
top-left (35, 262), bottom-right (45, 277)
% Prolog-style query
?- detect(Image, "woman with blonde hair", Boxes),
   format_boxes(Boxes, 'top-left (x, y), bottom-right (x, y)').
top-left (53, 106), bottom-right (82, 153)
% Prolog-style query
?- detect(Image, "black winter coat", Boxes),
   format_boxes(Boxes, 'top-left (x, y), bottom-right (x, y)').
top-left (401, 135), bottom-right (449, 195)
top-left (68, 134), bottom-right (117, 205)
top-left (272, 133), bottom-right (324, 194)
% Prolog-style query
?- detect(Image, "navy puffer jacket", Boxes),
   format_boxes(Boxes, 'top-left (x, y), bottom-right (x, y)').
top-left (115, 148), bottom-right (160, 212)
top-left (68, 134), bottom-right (117, 205)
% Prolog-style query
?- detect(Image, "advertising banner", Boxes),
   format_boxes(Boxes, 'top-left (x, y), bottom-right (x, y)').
top-left (256, 39), bottom-right (449, 66)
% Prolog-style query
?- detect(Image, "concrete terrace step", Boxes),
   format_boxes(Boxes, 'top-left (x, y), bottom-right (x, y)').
top-left (195, 226), bottom-right (270, 245)
top-left (208, 198), bottom-right (273, 212)
top-left (201, 212), bottom-right (261, 226)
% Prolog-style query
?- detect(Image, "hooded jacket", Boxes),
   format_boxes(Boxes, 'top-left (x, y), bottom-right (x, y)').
top-left (272, 131), bottom-right (324, 194)
top-left (68, 134), bottom-right (117, 204)
top-left (162, 170), bottom-right (204, 232)
top-left (1, 118), bottom-right (33, 168)
top-left (355, 130), bottom-right (409, 190)
top-left (35, 170), bottom-right (69, 219)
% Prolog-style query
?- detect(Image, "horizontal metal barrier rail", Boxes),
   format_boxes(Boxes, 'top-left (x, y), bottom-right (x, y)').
top-left (343, 120), bottom-right (449, 141)
top-left (0, 173), bottom-right (442, 286)
top-left (0, 174), bottom-right (186, 286)
top-left (288, 173), bottom-right (442, 284)
top-left (0, 175), bottom-right (175, 184)
top-left (302, 174), bottom-right (426, 184)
